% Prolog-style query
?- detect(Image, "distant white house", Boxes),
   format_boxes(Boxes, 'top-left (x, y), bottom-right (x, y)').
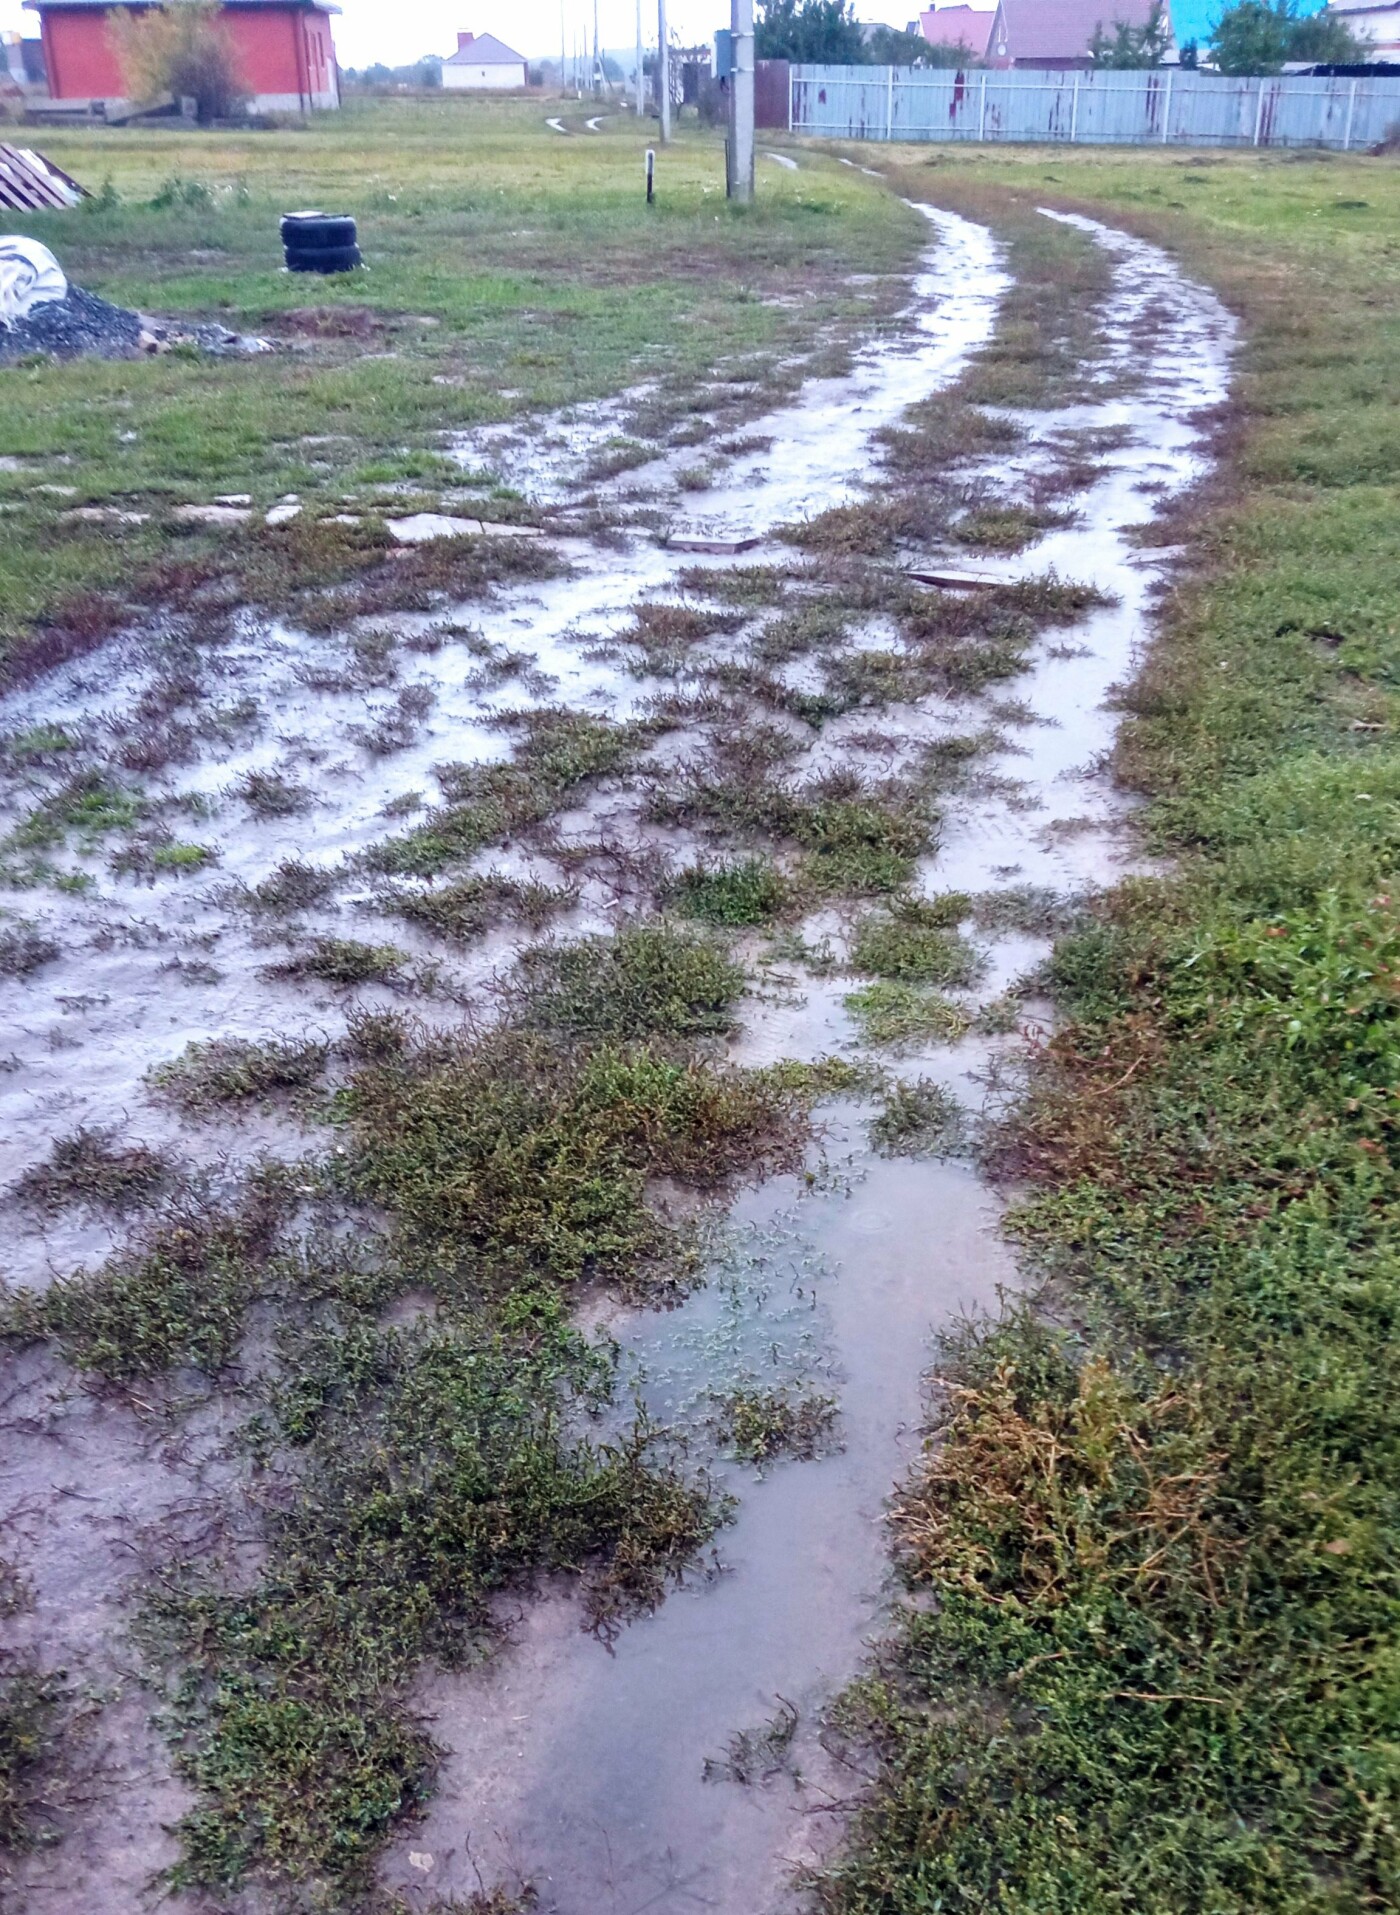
top-left (442, 31), bottom-right (527, 88)
top-left (1325, 0), bottom-right (1400, 60)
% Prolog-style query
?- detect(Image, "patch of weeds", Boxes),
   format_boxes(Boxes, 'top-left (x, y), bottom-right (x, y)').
top-left (339, 1024), bottom-right (807, 1297)
top-left (972, 991), bottom-right (1023, 1035)
top-left (754, 601), bottom-right (849, 665)
top-left (793, 776), bottom-right (932, 897)
top-left (954, 502), bottom-right (1076, 553)
top-left (879, 398), bottom-right (1025, 476)
top-left (0, 923), bottom-right (59, 977)
top-left (153, 1318), bottom-right (715, 1893)
top-left (677, 564), bottom-right (788, 607)
top-left (668, 855), bottom-right (794, 927)
top-left (147, 1035), bottom-right (330, 1117)
top-left (153, 841), bottom-right (217, 873)
top-left (918, 733), bottom-right (1001, 795)
top-left (511, 926), bottom-right (746, 1038)
top-left (583, 436), bottom-right (653, 480)
top-left (703, 1696), bottom-right (800, 1786)
top-left (2, 723), bottom-right (78, 768)
top-left (7, 773), bottom-right (142, 855)
top-left (615, 598), bottom-right (746, 671)
top-left (231, 858), bottom-right (339, 916)
top-left (364, 711), bottom-right (645, 880)
top-left (844, 981), bottom-right (969, 1048)
top-left (652, 757), bottom-right (931, 898)
top-left (970, 883), bottom-right (1076, 937)
top-left (13, 1126), bottom-right (173, 1216)
top-left (382, 872), bottom-right (572, 944)
top-left (233, 768), bottom-right (312, 818)
top-left (350, 682), bottom-right (436, 757)
top-left (820, 647), bottom-right (925, 715)
top-left (848, 898), bottom-right (982, 987)
top-left (713, 1387), bottom-right (838, 1465)
top-left (262, 937), bottom-right (410, 990)
top-left (0, 1660), bottom-right (63, 1851)
top-left (869, 1079), bottom-right (967, 1157)
top-left (4, 1185), bottom-right (286, 1379)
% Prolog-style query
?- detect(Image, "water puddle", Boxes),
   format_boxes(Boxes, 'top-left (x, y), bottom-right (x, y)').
top-left (373, 216), bottom-right (1235, 1912)
top-left (0, 200), bottom-right (1235, 1914)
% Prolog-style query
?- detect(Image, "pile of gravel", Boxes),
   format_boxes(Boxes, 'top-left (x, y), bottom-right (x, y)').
top-left (0, 283), bottom-right (267, 364)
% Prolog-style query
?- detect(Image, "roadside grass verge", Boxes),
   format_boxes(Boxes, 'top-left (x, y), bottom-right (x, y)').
top-left (816, 151), bottom-right (1400, 1915)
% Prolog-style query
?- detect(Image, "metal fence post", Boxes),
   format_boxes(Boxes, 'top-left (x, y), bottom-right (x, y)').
top-left (886, 63), bottom-right (894, 139)
top-left (1253, 79), bottom-right (1266, 145)
top-left (1343, 76), bottom-right (1357, 150)
top-left (1161, 68), bottom-right (1173, 142)
top-left (1070, 71), bottom-right (1080, 142)
top-left (978, 69), bottom-right (987, 140)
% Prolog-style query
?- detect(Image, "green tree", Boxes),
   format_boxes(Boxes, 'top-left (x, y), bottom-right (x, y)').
top-left (1210, 0), bottom-right (1364, 73)
top-left (755, 0), bottom-right (866, 63)
top-left (1089, 0), bottom-right (1172, 66)
top-left (108, 0), bottom-right (249, 122)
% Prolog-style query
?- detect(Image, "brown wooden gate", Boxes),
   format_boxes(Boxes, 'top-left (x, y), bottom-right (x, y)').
top-left (754, 59), bottom-right (790, 129)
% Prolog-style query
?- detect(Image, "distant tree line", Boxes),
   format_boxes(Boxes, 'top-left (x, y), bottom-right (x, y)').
top-left (343, 57), bottom-right (443, 89)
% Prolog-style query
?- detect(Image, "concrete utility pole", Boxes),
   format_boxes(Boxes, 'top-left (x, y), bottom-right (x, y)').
top-left (727, 0), bottom-right (754, 201)
top-left (560, 0), bottom-right (567, 96)
top-left (635, 0), bottom-right (644, 112)
top-left (657, 0), bottom-right (670, 141)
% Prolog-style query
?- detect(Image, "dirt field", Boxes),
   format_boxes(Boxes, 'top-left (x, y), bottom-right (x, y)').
top-left (0, 97), bottom-right (1396, 1915)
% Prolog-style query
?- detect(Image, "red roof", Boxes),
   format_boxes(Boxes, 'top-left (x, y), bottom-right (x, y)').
top-left (911, 6), bottom-right (996, 56)
top-left (990, 0), bottom-right (1166, 60)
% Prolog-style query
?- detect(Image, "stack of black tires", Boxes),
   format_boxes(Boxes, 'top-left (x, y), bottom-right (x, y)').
top-left (281, 211), bottom-right (361, 275)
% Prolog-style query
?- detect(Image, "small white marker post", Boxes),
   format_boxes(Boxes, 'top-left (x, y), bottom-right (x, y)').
top-left (645, 146), bottom-right (655, 203)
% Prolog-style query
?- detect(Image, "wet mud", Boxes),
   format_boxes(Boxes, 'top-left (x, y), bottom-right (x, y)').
top-left (0, 197), bottom-right (1233, 1913)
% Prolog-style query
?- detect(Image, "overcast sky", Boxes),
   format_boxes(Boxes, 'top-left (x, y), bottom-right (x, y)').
top-left (0, 0), bottom-right (957, 71)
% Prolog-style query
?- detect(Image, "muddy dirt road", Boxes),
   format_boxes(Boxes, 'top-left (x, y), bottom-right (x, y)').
top-left (0, 195), bottom-right (1232, 1914)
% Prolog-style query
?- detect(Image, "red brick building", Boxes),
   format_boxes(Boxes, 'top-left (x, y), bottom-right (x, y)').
top-left (26, 0), bottom-right (340, 112)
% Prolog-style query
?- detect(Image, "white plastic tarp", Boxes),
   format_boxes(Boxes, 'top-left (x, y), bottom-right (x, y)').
top-left (0, 236), bottom-right (66, 327)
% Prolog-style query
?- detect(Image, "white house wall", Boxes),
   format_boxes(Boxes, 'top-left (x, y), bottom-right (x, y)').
top-left (442, 62), bottom-right (525, 88)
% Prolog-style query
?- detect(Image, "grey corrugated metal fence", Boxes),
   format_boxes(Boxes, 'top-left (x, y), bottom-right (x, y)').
top-left (790, 64), bottom-right (1400, 149)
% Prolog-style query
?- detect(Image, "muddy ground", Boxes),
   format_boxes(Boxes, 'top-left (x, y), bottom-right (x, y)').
top-left (0, 179), bottom-right (1232, 1915)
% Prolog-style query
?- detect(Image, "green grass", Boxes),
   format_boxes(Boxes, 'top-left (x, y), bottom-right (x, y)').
top-left (843, 980), bottom-right (970, 1048)
top-left (509, 925), bottom-right (747, 1040)
top-left (814, 143), bottom-right (1400, 1915)
top-left (847, 897), bottom-right (982, 986)
top-left (668, 855), bottom-right (794, 927)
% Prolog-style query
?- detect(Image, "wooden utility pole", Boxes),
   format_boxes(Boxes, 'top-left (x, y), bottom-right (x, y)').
top-left (728, 0), bottom-right (754, 200)
top-left (657, 0), bottom-right (670, 141)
